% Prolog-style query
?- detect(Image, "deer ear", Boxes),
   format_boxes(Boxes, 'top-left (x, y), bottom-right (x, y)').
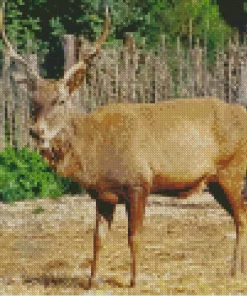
top-left (62, 61), bottom-right (87, 97)
top-left (66, 67), bottom-right (87, 95)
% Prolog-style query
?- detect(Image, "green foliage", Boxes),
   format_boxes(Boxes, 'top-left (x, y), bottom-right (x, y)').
top-left (3, 0), bottom-right (234, 46)
top-left (2, 1), bottom-right (42, 52)
top-left (1, 0), bottom-right (236, 76)
top-left (0, 146), bottom-right (84, 203)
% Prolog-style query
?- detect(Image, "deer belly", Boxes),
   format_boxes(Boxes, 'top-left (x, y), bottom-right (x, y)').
top-left (151, 172), bottom-right (208, 194)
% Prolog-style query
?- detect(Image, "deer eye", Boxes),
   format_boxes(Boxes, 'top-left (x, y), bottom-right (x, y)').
top-left (51, 98), bottom-right (65, 106)
top-left (51, 99), bottom-right (57, 106)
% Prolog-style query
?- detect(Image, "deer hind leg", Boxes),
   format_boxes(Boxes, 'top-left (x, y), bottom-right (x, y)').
top-left (89, 199), bottom-right (116, 288)
top-left (125, 186), bottom-right (147, 287)
top-left (208, 182), bottom-right (233, 217)
top-left (211, 152), bottom-right (247, 278)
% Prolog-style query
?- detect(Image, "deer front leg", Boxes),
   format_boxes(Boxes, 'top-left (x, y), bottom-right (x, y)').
top-left (126, 186), bottom-right (147, 287)
top-left (89, 199), bottom-right (116, 288)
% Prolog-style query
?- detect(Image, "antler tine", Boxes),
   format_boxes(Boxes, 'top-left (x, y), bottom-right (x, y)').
top-left (92, 4), bottom-right (110, 54)
top-left (1, 1), bottom-right (41, 80)
top-left (62, 5), bottom-right (110, 85)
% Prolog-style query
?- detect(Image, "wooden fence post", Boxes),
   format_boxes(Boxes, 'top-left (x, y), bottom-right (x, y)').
top-left (63, 34), bottom-right (77, 72)
top-left (2, 51), bottom-right (14, 149)
top-left (238, 59), bottom-right (247, 107)
top-left (0, 78), bottom-right (5, 151)
top-left (63, 34), bottom-right (82, 108)
top-left (191, 38), bottom-right (203, 96)
top-left (0, 50), bottom-right (9, 151)
top-left (26, 52), bottom-right (39, 149)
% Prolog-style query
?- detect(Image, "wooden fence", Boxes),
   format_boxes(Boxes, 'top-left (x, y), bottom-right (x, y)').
top-left (1, 33), bottom-right (247, 150)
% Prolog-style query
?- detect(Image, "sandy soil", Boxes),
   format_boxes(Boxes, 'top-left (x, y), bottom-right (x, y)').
top-left (0, 192), bottom-right (246, 295)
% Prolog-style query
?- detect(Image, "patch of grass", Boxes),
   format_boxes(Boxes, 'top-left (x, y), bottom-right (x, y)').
top-left (0, 146), bottom-right (84, 203)
top-left (32, 205), bottom-right (45, 214)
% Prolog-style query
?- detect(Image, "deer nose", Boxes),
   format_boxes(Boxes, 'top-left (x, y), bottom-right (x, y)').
top-left (29, 128), bottom-right (44, 140)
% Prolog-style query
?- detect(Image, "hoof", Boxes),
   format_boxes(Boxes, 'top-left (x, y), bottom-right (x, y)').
top-left (130, 279), bottom-right (136, 288)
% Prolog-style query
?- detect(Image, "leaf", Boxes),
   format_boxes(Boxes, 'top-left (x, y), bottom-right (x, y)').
top-left (0, 147), bottom-right (82, 202)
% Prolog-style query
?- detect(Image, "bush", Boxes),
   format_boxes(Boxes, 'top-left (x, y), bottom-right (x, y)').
top-left (0, 146), bottom-right (84, 203)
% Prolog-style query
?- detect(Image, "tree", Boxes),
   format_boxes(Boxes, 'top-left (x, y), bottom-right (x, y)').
top-left (2, 0), bottom-right (235, 78)
top-left (4, 0), bottom-right (110, 78)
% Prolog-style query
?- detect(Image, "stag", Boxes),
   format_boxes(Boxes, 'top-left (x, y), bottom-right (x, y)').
top-left (2, 2), bottom-right (247, 289)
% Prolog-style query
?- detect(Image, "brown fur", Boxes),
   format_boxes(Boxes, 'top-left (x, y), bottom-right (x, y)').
top-left (38, 97), bottom-right (247, 287)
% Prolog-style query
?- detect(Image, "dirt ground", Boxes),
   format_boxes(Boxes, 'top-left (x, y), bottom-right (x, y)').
top-left (0, 192), bottom-right (246, 295)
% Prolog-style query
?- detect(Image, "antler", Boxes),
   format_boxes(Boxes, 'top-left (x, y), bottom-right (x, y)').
top-left (0, 1), bottom-right (41, 80)
top-left (92, 5), bottom-right (110, 57)
top-left (62, 5), bottom-right (110, 85)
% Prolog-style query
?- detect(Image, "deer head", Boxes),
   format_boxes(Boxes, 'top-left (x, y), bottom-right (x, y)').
top-left (1, 1), bottom-right (110, 148)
